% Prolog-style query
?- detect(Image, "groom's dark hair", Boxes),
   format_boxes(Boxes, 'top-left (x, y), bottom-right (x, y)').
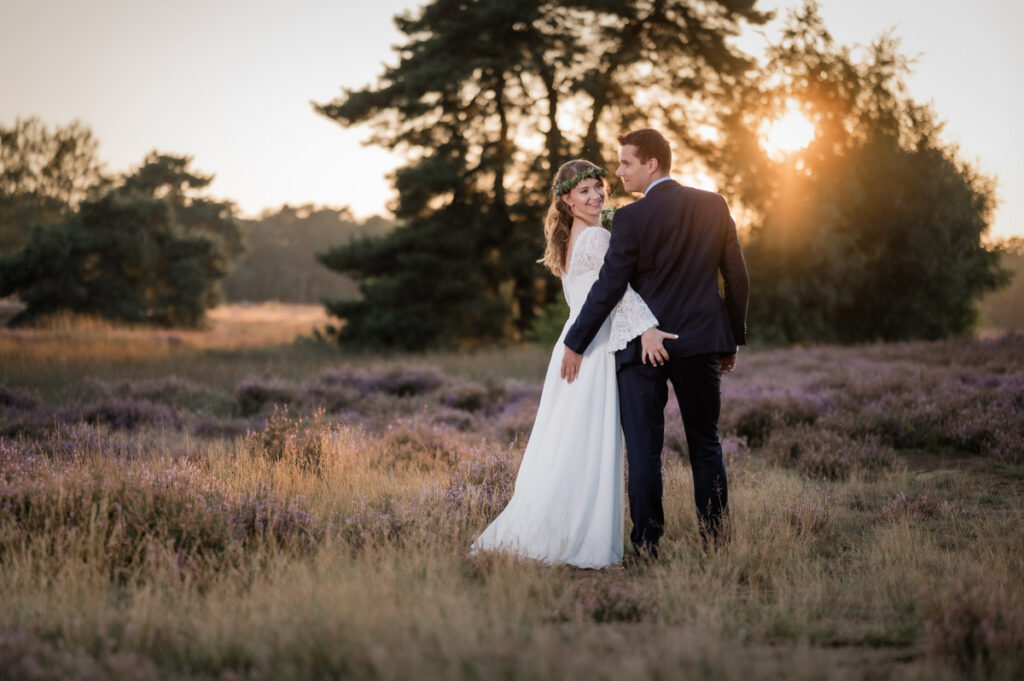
top-left (618, 128), bottom-right (672, 174)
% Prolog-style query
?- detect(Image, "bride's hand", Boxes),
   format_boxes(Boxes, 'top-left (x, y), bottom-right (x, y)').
top-left (641, 327), bottom-right (677, 366)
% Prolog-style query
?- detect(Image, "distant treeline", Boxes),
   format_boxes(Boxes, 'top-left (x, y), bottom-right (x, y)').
top-left (220, 205), bottom-right (393, 304)
top-left (979, 238), bottom-right (1024, 332)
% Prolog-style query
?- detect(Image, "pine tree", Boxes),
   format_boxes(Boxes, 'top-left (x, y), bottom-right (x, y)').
top-left (0, 117), bottom-right (109, 255)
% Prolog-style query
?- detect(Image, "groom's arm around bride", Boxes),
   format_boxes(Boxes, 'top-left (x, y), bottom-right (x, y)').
top-left (561, 132), bottom-right (748, 379)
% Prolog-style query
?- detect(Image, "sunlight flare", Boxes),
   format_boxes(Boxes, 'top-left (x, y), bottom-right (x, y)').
top-left (760, 105), bottom-right (816, 157)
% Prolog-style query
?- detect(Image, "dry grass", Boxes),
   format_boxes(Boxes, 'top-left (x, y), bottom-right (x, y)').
top-left (0, 303), bottom-right (549, 400)
top-left (1, 309), bottom-right (1023, 680)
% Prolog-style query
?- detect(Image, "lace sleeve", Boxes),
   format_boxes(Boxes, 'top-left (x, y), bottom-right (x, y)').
top-left (570, 228), bottom-right (657, 352)
top-left (609, 284), bottom-right (658, 353)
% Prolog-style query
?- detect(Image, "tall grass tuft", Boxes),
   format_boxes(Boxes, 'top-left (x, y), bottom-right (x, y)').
top-left (923, 571), bottom-right (1024, 676)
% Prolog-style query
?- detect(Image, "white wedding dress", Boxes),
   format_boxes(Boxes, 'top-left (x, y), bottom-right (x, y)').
top-left (471, 226), bottom-right (658, 568)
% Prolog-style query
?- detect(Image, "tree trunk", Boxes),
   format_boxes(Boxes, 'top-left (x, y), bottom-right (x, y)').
top-left (493, 71), bottom-right (509, 212)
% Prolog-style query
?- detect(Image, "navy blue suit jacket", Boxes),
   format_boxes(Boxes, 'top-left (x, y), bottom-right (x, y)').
top-left (564, 179), bottom-right (748, 366)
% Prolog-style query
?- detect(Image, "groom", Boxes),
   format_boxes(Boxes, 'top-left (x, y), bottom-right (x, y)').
top-left (561, 128), bottom-right (748, 558)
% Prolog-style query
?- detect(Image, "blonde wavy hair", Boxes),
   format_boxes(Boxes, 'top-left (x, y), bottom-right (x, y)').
top-left (539, 159), bottom-right (606, 276)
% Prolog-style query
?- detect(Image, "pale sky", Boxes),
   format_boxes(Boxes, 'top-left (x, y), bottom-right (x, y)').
top-left (1, 0), bottom-right (1021, 239)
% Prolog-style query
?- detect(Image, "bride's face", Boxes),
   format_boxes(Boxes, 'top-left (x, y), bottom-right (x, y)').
top-left (562, 178), bottom-right (605, 224)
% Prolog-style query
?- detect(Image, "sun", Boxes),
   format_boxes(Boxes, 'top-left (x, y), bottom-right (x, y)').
top-left (760, 105), bottom-right (815, 157)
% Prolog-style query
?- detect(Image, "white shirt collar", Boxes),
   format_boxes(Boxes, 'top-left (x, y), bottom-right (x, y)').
top-left (643, 175), bottom-right (672, 195)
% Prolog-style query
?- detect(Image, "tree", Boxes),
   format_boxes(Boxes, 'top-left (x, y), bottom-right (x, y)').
top-left (700, 2), bottom-right (1008, 343)
top-left (0, 117), bottom-right (109, 255)
top-left (315, 0), bottom-right (769, 349)
top-left (0, 153), bottom-right (242, 327)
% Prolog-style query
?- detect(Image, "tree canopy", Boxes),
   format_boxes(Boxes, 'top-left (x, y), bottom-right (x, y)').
top-left (316, 0), bottom-right (770, 349)
top-left (701, 3), bottom-right (1007, 342)
top-left (0, 152), bottom-right (242, 327)
top-left (0, 116), bottom-right (109, 256)
top-left (317, 0), bottom-right (1008, 348)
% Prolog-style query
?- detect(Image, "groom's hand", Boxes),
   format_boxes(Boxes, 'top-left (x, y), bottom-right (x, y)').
top-left (719, 352), bottom-right (737, 375)
top-left (561, 346), bottom-right (582, 383)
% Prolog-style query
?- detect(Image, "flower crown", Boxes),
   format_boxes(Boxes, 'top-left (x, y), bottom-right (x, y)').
top-left (554, 166), bottom-right (607, 196)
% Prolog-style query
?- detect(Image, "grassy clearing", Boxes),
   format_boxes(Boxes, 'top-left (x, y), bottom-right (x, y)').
top-left (1, 306), bottom-right (1022, 679)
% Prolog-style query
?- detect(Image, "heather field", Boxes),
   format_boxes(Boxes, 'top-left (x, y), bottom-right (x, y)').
top-left (1, 305), bottom-right (1023, 680)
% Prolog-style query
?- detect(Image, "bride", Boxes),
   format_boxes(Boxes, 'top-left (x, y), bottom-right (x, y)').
top-left (471, 159), bottom-right (674, 568)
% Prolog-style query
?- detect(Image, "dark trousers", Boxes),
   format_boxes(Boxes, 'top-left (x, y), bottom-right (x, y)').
top-left (617, 353), bottom-right (728, 552)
